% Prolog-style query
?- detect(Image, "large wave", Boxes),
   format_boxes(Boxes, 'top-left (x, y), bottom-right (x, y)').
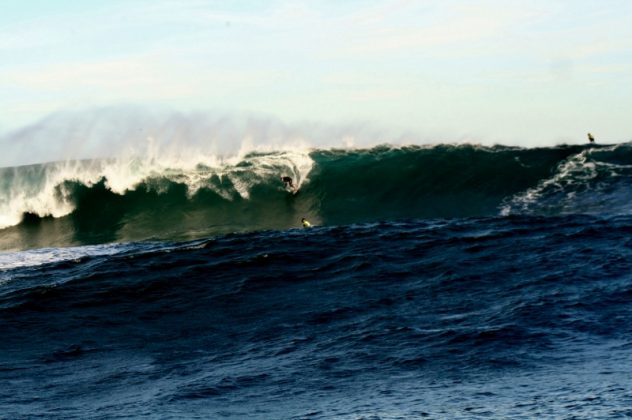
top-left (2, 142), bottom-right (631, 251)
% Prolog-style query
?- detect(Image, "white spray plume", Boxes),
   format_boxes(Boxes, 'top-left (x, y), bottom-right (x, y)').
top-left (0, 105), bottom-right (415, 168)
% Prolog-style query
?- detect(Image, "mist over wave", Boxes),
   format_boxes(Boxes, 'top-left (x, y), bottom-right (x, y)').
top-left (3, 108), bottom-right (632, 251)
top-left (0, 106), bottom-right (404, 168)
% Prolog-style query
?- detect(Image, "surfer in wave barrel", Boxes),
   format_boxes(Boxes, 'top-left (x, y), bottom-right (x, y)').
top-left (281, 176), bottom-right (295, 191)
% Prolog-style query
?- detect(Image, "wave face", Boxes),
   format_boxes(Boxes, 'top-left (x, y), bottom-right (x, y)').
top-left (2, 216), bottom-right (632, 418)
top-left (2, 143), bottom-right (632, 251)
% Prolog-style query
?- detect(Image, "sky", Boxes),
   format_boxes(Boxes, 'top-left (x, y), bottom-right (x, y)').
top-left (1, 0), bottom-right (632, 150)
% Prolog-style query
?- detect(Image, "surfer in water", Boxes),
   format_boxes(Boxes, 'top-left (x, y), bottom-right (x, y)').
top-left (281, 176), bottom-right (295, 191)
top-left (301, 218), bottom-right (312, 228)
top-left (587, 132), bottom-right (595, 143)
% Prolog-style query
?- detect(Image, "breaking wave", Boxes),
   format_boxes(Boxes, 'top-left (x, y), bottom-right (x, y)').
top-left (2, 142), bottom-right (632, 251)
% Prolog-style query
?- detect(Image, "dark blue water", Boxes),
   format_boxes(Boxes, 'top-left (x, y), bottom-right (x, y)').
top-left (2, 214), bottom-right (632, 418)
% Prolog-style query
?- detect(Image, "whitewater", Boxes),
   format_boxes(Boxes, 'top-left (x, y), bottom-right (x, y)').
top-left (2, 114), bottom-right (632, 418)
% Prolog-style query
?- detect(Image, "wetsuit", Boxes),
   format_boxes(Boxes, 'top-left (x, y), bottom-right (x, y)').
top-left (282, 176), bottom-right (294, 189)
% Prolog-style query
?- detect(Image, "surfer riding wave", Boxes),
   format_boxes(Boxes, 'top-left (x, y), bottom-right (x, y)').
top-left (281, 176), bottom-right (297, 192)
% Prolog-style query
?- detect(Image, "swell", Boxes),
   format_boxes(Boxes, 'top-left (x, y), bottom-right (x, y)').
top-left (2, 143), bottom-right (631, 251)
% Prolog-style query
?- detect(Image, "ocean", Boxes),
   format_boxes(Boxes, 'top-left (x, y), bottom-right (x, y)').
top-left (2, 143), bottom-right (632, 418)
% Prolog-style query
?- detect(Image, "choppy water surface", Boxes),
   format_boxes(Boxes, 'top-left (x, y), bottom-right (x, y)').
top-left (2, 214), bottom-right (632, 418)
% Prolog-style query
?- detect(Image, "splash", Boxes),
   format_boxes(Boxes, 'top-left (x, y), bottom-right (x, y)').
top-left (0, 150), bottom-right (314, 230)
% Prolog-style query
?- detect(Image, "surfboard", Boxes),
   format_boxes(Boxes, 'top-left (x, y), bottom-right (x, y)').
top-left (285, 185), bottom-right (299, 195)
